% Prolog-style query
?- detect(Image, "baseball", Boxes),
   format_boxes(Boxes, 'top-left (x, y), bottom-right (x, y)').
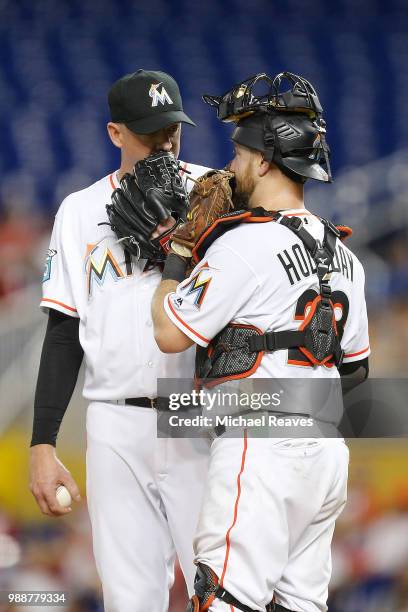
top-left (56, 485), bottom-right (72, 508)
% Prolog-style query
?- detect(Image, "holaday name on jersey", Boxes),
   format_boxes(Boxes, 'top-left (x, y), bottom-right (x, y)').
top-left (277, 236), bottom-right (354, 286)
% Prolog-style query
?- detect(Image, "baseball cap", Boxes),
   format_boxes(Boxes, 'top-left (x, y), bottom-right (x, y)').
top-left (108, 69), bottom-right (196, 134)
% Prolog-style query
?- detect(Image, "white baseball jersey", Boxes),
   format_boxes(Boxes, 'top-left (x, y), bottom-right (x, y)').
top-left (165, 209), bottom-right (370, 378)
top-left (164, 209), bottom-right (362, 612)
top-left (40, 161), bottom-right (210, 400)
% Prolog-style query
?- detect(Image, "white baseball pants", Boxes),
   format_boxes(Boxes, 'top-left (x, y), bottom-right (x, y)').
top-left (194, 435), bottom-right (349, 612)
top-left (86, 401), bottom-right (209, 612)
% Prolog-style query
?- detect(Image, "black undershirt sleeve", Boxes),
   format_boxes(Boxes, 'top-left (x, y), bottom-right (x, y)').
top-left (339, 356), bottom-right (369, 394)
top-left (31, 309), bottom-right (84, 447)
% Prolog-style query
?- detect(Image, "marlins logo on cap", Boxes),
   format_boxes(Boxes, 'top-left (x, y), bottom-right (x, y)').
top-left (149, 82), bottom-right (173, 107)
top-left (108, 69), bottom-right (196, 134)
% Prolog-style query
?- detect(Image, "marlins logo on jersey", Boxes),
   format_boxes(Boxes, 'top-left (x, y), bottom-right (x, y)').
top-left (85, 243), bottom-right (135, 296)
top-left (149, 82), bottom-right (173, 107)
top-left (182, 263), bottom-right (212, 309)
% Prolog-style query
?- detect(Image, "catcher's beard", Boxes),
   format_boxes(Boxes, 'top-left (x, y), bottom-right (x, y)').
top-left (232, 166), bottom-right (256, 210)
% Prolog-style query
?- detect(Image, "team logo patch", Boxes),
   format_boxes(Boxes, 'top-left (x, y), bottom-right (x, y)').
top-left (42, 249), bottom-right (57, 283)
top-left (85, 245), bottom-right (125, 296)
top-left (149, 82), bottom-right (173, 107)
top-left (183, 264), bottom-right (212, 309)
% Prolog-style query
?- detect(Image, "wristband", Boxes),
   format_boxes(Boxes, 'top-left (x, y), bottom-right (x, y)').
top-left (162, 252), bottom-right (188, 282)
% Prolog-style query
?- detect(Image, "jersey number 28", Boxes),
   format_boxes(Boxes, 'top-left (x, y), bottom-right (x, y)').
top-left (288, 289), bottom-right (349, 368)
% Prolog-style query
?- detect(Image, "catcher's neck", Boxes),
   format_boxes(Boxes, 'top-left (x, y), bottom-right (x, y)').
top-left (249, 171), bottom-right (305, 212)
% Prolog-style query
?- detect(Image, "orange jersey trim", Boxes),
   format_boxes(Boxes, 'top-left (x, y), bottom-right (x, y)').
top-left (220, 430), bottom-right (248, 589)
top-left (109, 173), bottom-right (118, 190)
top-left (345, 346), bottom-right (370, 358)
top-left (287, 358), bottom-right (313, 367)
top-left (166, 294), bottom-right (210, 344)
top-left (41, 298), bottom-right (77, 313)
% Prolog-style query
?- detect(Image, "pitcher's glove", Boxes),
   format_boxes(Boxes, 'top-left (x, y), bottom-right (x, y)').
top-left (134, 151), bottom-right (189, 220)
top-left (171, 170), bottom-right (235, 259)
top-left (106, 152), bottom-right (189, 261)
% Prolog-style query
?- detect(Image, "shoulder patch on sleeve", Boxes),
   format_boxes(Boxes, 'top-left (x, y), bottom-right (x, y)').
top-left (42, 248), bottom-right (58, 283)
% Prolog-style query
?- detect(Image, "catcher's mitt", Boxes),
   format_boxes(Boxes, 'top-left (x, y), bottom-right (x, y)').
top-left (106, 152), bottom-right (189, 261)
top-left (171, 169), bottom-right (235, 258)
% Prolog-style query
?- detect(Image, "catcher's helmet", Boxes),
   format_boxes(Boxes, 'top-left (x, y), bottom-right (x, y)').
top-left (203, 72), bottom-right (332, 184)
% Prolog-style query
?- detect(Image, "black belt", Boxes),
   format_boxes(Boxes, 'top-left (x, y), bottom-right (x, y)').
top-left (125, 397), bottom-right (170, 409)
top-left (125, 397), bottom-right (200, 412)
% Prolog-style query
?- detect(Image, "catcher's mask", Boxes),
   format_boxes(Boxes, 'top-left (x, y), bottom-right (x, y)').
top-left (203, 71), bottom-right (332, 184)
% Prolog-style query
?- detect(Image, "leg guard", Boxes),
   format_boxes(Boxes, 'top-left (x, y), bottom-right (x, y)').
top-left (186, 595), bottom-right (200, 612)
top-left (185, 563), bottom-right (294, 612)
top-left (186, 563), bottom-right (264, 612)
top-left (186, 564), bottom-right (219, 611)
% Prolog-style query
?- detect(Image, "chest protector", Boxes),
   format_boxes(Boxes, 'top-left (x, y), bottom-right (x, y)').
top-left (195, 208), bottom-right (351, 387)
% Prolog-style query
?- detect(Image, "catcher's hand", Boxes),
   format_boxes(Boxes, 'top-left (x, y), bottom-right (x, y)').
top-left (171, 169), bottom-right (235, 258)
top-left (106, 152), bottom-right (189, 261)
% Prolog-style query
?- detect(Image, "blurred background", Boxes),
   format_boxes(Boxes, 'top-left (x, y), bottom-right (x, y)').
top-left (0, 0), bottom-right (407, 610)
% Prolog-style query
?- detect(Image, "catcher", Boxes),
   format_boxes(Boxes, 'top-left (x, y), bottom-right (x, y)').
top-left (152, 72), bottom-right (370, 612)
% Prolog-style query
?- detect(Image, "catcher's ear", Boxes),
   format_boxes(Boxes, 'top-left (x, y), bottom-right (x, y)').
top-left (107, 122), bottom-right (124, 149)
top-left (258, 155), bottom-right (271, 178)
